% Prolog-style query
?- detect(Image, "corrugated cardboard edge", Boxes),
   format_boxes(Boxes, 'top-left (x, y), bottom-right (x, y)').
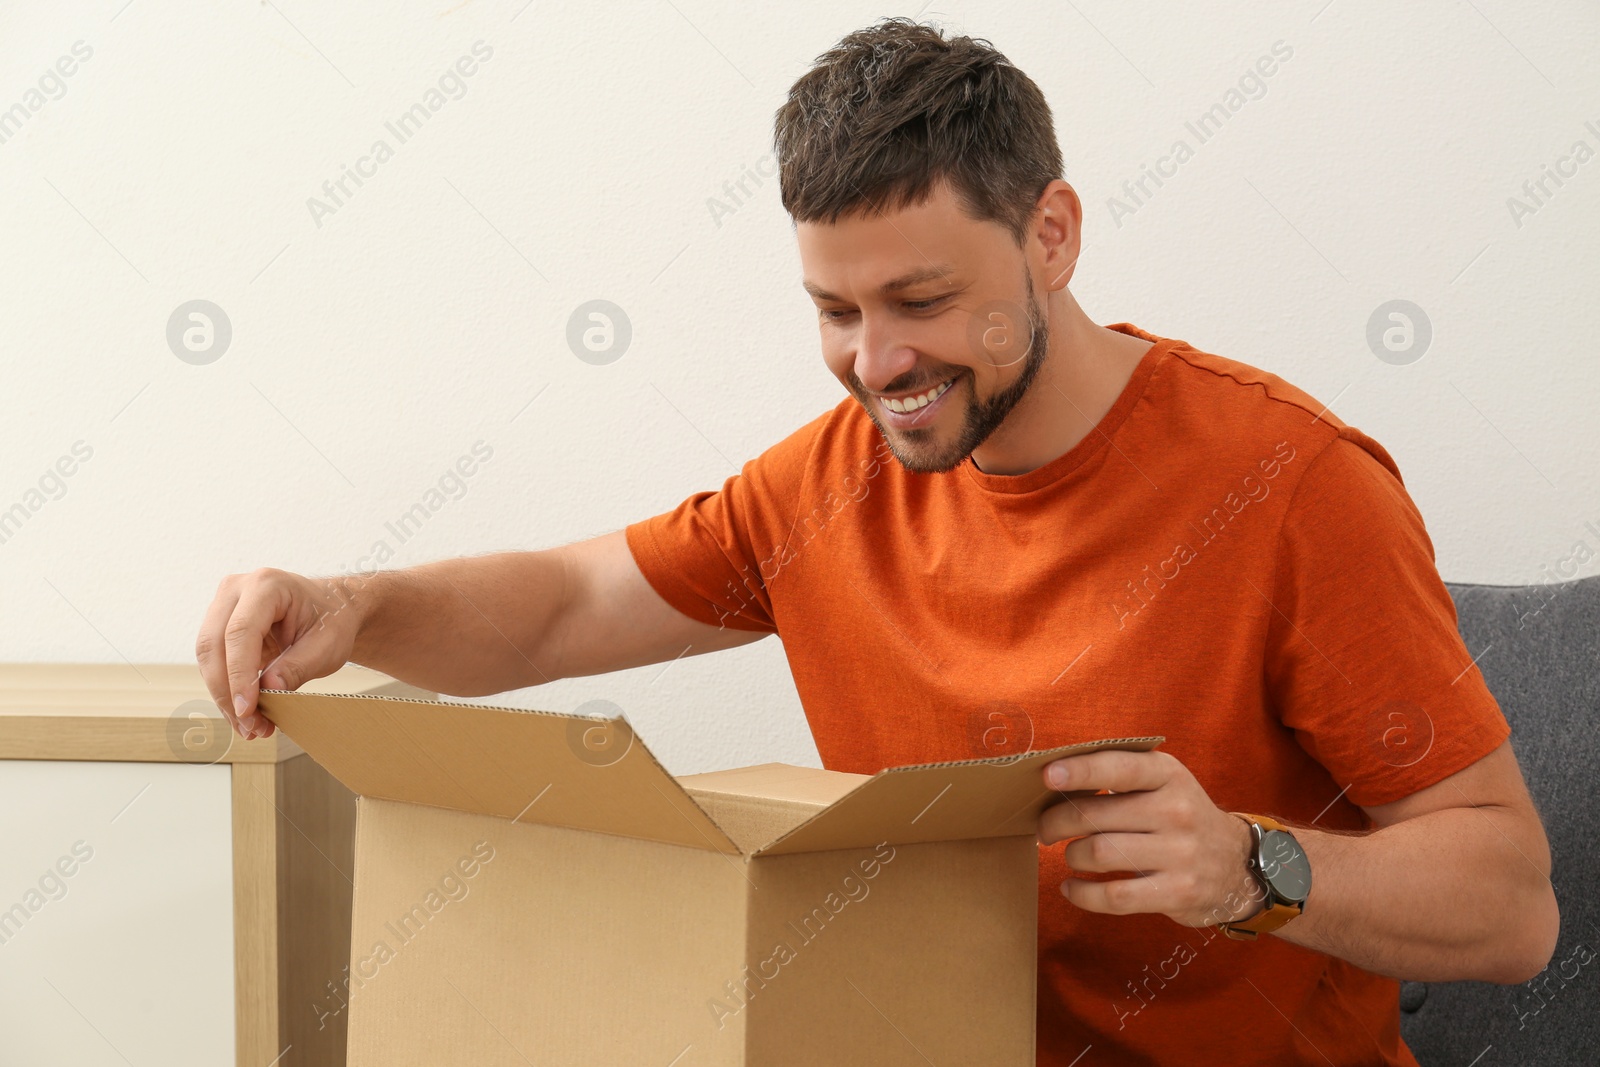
top-left (262, 688), bottom-right (1162, 860)
top-left (751, 736), bottom-right (1165, 857)
top-left (258, 688), bottom-right (741, 854)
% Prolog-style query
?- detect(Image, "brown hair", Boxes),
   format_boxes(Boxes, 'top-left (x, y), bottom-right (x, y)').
top-left (773, 17), bottom-right (1062, 246)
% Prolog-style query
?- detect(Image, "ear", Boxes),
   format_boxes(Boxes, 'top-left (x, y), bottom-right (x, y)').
top-left (1031, 179), bottom-right (1084, 291)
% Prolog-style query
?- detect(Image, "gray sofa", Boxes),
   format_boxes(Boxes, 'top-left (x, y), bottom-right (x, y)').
top-left (1397, 577), bottom-right (1598, 1064)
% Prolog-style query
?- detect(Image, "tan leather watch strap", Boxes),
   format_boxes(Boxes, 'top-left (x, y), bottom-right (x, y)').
top-left (1222, 900), bottom-right (1300, 940)
top-left (1238, 812), bottom-right (1290, 834)
top-left (1221, 812), bottom-right (1303, 941)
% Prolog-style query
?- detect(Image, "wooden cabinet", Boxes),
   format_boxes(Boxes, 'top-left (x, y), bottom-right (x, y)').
top-left (0, 663), bottom-right (433, 1067)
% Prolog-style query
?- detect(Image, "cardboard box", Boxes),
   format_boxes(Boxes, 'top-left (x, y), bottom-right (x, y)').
top-left (257, 688), bottom-right (1160, 1066)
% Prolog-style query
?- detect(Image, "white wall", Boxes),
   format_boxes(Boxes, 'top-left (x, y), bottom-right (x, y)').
top-left (1, 1), bottom-right (1596, 775)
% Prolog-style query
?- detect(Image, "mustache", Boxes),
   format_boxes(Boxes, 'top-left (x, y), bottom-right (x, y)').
top-left (851, 368), bottom-right (963, 396)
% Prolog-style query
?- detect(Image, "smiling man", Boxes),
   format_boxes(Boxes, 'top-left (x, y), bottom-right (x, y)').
top-left (198, 17), bottom-right (1558, 1067)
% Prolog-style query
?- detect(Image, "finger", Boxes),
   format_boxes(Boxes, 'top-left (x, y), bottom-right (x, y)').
top-left (243, 637), bottom-right (285, 741)
top-left (222, 584), bottom-right (289, 738)
top-left (1044, 749), bottom-right (1175, 794)
top-left (196, 583), bottom-right (244, 733)
top-left (1038, 791), bottom-right (1161, 845)
top-left (1061, 831), bottom-right (1160, 877)
top-left (253, 646), bottom-right (316, 740)
top-left (1059, 872), bottom-right (1164, 916)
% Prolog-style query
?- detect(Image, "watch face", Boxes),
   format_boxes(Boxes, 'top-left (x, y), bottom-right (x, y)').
top-left (1259, 829), bottom-right (1312, 903)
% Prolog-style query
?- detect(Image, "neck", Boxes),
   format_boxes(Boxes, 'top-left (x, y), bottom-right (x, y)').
top-left (968, 292), bottom-right (1154, 477)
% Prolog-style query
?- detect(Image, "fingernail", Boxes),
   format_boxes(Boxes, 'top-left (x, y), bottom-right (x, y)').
top-left (234, 693), bottom-right (250, 718)
top-left (1048, 766), bottom-right (1068, 789)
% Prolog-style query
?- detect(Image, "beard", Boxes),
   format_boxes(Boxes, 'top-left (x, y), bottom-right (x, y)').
top-left (851, 270), bottom-right (1049, 475)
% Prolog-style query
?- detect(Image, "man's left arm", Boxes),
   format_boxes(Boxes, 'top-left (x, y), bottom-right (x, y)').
top-left (1036, 740), bottom-right (1560, 984)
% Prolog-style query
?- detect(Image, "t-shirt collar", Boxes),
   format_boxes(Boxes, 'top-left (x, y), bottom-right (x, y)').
top-left (960, 322), bottom-right (1171, 496)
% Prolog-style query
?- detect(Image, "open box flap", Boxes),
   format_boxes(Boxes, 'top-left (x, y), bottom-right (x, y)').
top-left (751, 736), bottom-right (1164, 857)
top-left (677, 762), bottom-right (868, 807)
top-left (257, 689), bottom-right (739, 854)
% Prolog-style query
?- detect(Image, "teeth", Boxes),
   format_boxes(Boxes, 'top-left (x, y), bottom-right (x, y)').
top-left (884, 377), bottom-right (952, 414)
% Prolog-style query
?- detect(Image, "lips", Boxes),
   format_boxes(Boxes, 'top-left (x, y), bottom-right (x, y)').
top-left (878, 373), bottom-right (961, 430)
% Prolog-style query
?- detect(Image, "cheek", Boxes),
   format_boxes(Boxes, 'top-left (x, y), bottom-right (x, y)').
top-left (819, 329), bottom-right (870, 383)
top-left (819, 333), bottom-right (856, 381)
top-left (934, 316), bottom-right (990, 377)
top-left (964, 331), bottom-right (1031, 389)
top-left (957, 356), bottom-right (997, 394)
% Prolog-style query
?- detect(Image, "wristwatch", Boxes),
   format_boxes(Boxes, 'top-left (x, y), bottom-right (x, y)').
top-left (1220, 813), bottom-right (1311, 941)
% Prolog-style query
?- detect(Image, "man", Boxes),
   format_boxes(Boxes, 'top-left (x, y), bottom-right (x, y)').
top-left (197, 18), bottom-right (1558, 1066)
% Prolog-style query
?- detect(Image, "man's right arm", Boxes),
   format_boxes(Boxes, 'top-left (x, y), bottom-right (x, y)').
top-left (195, 530), bottom-right (767, 740)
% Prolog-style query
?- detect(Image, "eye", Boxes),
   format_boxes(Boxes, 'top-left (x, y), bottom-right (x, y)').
top-left (904, 295), bottom-right (950, 311)
top-left (819, 308), bottom-right (856, 322)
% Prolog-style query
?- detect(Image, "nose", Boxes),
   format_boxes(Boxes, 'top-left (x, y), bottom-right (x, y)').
top-left (854, 313), bottom-right (918, 394)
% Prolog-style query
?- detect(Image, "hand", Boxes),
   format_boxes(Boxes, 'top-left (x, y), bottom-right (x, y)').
top-left (195, 568), bottom-right (361, 740)
top-left (1037, 749), bottom-right (1266, 928)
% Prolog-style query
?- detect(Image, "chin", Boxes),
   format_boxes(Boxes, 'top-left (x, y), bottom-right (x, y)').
top-left (854, 389), bottom-right (973, 474)
top-left (881, 428), bottom-right (970, 475)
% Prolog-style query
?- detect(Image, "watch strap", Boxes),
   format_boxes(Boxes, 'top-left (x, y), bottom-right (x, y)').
top-left (1235, 811), bottom-right (1289, 834)
top-left (1221, 900), bottom-right (1301, 940)
top-left (1221, 812), bottom-right (1303, 941)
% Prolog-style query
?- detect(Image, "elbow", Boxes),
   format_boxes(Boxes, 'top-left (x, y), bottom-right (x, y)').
top-left (1486, 880), bottom-right (1561, 985)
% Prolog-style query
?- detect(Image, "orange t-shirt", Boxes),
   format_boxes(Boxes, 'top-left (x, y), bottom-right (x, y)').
top-left (624, 321), bottom-right (1510, 1067)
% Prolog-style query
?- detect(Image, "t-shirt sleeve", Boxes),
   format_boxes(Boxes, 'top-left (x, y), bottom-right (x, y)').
top-left (623, 411), bottom-right (829, 635)
top-left (1262, 431), bottom-right (1511, 808)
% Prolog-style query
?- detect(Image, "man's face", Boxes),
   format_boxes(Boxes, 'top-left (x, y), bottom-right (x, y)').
top-left (796, 180), bottom-right (1048, 474)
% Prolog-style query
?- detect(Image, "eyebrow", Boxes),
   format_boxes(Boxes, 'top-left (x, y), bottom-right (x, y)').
top-left (802, 264), bottom-right (956, 302)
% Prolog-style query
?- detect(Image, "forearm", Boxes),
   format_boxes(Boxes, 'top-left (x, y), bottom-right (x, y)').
top-left (1267, 807), bottom-right (1558, 983)
top-left (340, 549), bottom-right (571, 697)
